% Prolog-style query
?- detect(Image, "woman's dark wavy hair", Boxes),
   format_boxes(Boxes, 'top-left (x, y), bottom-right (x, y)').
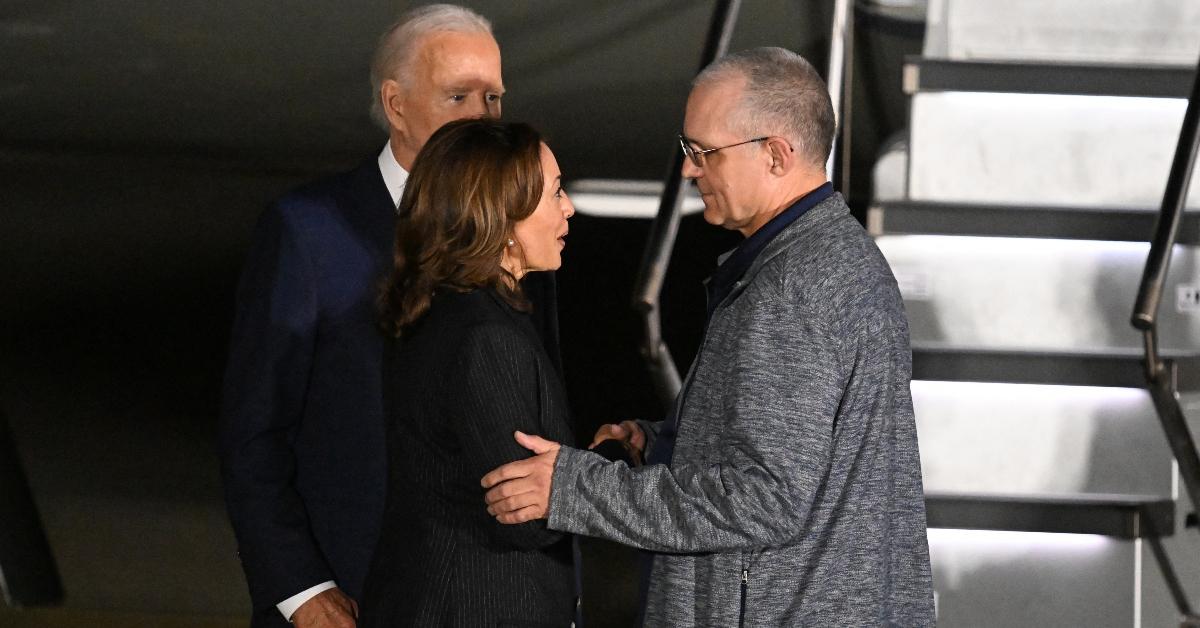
top-left (379, 118), bottom-right (543, 337)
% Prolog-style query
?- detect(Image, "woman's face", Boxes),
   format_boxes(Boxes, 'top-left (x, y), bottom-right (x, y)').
top-left (509, 143), bottom-right (574, 274)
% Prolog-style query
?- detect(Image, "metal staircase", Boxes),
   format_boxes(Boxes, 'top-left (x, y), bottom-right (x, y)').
top-left (869, 0), bottom-right (1200, 625)
top-left (565, 0), bottom-right (1200, 624)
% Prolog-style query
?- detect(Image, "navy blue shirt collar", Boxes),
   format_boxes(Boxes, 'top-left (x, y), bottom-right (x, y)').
top-left (705, 182), bottom-right (834, 320)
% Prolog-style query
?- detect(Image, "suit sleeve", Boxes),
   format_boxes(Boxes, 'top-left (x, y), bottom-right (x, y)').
top-left (546, 291), bottom-right (849, 553)
top-left (218, 202), bottom-right (334, 610)
top-left (451, 321), bottom-right (566, 551)
top-left (635, 419), bottom-right (665, 455)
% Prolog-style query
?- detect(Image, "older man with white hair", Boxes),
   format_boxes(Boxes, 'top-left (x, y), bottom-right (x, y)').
top-left (220, 6), bottom-right (561, 628)
top-left (483, 47), bottom-right (935, 627)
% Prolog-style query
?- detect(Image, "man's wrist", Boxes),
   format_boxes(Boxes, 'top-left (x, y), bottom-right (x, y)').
top-left (277, 580), bottom-right (338, 621)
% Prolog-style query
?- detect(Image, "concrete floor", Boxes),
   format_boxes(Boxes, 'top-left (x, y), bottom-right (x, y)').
top-left (0, 608), bottom-right (246, 628)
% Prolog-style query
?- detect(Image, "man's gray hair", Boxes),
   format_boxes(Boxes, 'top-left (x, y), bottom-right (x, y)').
top-left (694, 47), bottom-right (835, 169)
top-left (369, 4), bottom-right (493, 129)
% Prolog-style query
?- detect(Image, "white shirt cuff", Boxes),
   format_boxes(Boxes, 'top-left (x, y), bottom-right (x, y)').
top-left (277, 580), bottom-right (338, 622)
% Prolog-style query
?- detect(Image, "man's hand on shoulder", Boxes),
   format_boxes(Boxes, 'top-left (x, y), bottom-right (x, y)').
top-left (481, 431), bottom-right (561, 523)
top-left (291, 587), bottom-right (358, 628)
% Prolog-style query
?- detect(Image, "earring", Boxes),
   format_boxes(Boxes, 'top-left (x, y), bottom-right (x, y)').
top-left (507, 239), bottom-right (515, 247)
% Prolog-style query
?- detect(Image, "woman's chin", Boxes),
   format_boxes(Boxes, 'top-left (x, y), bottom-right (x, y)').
top-left (539, 249), bottom-right (564, 271)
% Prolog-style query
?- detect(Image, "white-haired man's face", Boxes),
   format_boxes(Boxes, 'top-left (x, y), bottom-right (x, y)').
top-left (382, 30), bottom-right (504, 170)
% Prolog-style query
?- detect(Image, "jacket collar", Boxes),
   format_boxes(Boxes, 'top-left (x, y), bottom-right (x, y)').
top-left (713, 191), bottom-right (847, 309)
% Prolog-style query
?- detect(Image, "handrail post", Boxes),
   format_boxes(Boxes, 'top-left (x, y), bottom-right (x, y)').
top-left (631, 0), bottom-right (742, 409)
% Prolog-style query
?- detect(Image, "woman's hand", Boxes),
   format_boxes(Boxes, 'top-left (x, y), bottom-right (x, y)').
top-left (589, 420), bottom-right (645, 466)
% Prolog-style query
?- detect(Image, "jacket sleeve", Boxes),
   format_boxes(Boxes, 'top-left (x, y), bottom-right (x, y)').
top-left (634, 419), bottom-right (664, 454)
top-left (547, 289), bottom-right (850, 554)
top-left (452, 321), bottom-right (566, 550)
top-left (218, 202), bottom-right (334, 610)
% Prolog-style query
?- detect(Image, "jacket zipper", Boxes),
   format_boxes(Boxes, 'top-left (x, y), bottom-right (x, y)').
top-left (739, 568), bottom-right (749, 627)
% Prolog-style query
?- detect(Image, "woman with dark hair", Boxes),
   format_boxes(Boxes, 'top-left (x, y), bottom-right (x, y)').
top-left (361, 118), bottom-right (577, 627)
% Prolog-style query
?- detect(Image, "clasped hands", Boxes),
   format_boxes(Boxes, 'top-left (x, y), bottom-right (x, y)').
top-left (481, 420), bottom-right (645, 524)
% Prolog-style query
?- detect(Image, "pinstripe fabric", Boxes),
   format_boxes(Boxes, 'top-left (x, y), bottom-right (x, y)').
top-left (361, 288), bottom-right (576, 628)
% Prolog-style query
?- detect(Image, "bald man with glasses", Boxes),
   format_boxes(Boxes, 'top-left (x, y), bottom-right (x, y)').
top-left (481, 47), bottom-right (935, 627)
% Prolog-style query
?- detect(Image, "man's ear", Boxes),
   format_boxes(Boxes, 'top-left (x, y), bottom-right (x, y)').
top-left (765, 137), bottom-right (795, 175)
top-left (381, 79), bottom-right (405, 133)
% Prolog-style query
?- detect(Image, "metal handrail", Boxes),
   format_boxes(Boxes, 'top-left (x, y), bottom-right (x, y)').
top-left (631, 0), bottom-right (742, 409)
top-left (633, 1), bottom-right (856, 408)
top-left (1130, 52), bottom-right (1200, 535)
top-left (825, 0), bottom-right (853, 182)
top-left (1132, 52), bottom-right (1200, 346)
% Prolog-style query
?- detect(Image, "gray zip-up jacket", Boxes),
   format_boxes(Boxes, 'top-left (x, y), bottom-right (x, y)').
top-left (548, 193), bottom-right (935, 627)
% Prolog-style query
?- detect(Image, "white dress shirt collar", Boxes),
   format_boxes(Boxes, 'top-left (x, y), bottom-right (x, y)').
top-left (377, 140), bottom-right (409, 209)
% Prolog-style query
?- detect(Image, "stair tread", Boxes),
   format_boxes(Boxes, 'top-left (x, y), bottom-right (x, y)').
top-left (911, 346), bottom-right (1200, 388)
top-left (925, 491), bottom-right (1175, 538)
top-left (913, 345), bottom-right (1200, 360)
top-left (870, 199), bottom-right (1200, 243)
top-left (905, 56), bottom-right (1194, 98)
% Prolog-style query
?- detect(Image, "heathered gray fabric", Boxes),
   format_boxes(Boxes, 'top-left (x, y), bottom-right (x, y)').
top-left (548, 193), bottom-right (935, 627)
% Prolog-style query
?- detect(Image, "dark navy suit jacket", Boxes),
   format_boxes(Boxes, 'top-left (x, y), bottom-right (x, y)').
top-left (219, 153), bottom-right (560, 627)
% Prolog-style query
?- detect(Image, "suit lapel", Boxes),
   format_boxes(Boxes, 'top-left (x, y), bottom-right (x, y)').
top-left (345, 156), bottom-right (396, 258)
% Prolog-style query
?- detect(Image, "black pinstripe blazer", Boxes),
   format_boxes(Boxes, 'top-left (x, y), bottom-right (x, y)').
top-left (361, 287), bottom-right (576, 628)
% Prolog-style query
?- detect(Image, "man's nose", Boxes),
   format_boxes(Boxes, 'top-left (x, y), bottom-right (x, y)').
top-left (681, 157), bottom-right (702, 179)
top-left (470, 94), bottom-right (497, 119)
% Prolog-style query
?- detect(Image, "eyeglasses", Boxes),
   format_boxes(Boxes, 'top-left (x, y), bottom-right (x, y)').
top-left (678, 134), bottom-right (769, 168)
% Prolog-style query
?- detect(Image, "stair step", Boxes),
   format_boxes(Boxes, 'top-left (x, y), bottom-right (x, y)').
top-left (911, 380), bottom-right (1173, 498)
top-left (876, 235), bottom-right (1200, 353)
top-left (925, 492), bottom-right (1175, 539)
top-left (923, 0), bottom-right (1200, 66)
top-left (868, 200), bottom-right (1200, 243)
top-left (911, 346), bottom-right (1200, 388)
top-left (904, 58), bottom-right (1193, 99)
top-left (907, 91), bottom-right (1197, 208)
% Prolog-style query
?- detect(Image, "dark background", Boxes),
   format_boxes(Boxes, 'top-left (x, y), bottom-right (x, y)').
top-left (0, 0), bottom-right (921, 623)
